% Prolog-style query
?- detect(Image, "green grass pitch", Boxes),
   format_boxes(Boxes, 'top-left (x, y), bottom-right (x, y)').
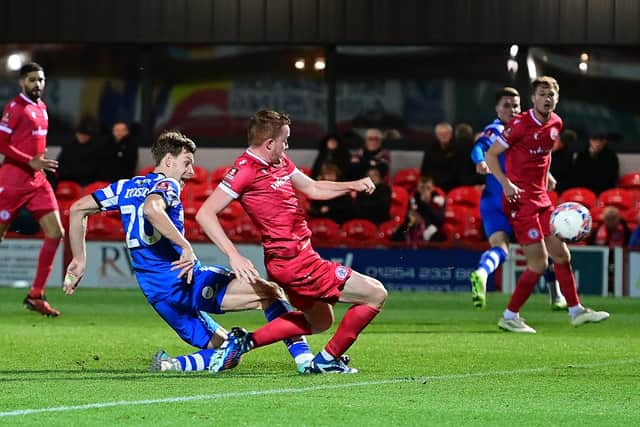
top-left (1, 287), bottom-right (639, 426)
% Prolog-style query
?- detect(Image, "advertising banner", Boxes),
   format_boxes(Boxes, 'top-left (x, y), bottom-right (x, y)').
top-left (627, 252), bottom-right (640, 297)
top-left (317, 247), bottom-right (492, 291)
top-left (0, 239), bottom-right (63, 287)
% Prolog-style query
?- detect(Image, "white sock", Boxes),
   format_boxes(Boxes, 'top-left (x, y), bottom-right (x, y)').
top-left (320, 350), bottom-right (334, 362)
top-left (568, 304), bottom-right (584, 317)
top-left (503, 309), bottom-right (518, 320)
top-left (474, 268), bottom-right (488, 283)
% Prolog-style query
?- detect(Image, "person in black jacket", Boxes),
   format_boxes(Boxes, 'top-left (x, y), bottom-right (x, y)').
top-left (392, 175), bottom-right (446, 243)
top-left (307, 163), bottom-right (354, 225)
top-left (551, 129), bottom-right (577, 194)
top-left (57, 119), bottom-right (100, 186)
top-left (95, 121), bottom-right (138, 182)
top-left (353, 166), bottom-right (391, 225)
top-left (310, 134), bottom-right (351, 180)
top-left (572, 133), bottom-right (619, 195)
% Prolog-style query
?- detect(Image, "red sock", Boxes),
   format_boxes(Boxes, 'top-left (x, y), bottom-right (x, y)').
top-left (325, 304), bottom-right (380, 358)
top-left (29, 237), bottom-right (61, 298)
top-left (553, 261), bottom-right (580, 307)
top-left (251, 311), bottom-right (313, 349)
top-left (507, 268), bottom-right (541, 313)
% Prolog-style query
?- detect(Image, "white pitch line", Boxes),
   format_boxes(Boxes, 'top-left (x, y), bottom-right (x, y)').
top-left (1, 358), bottom-right (637, 418)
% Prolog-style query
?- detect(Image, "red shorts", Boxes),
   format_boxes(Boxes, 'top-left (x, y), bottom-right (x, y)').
top-left (504, 199), bottom-right (553, 246)
top-left (0, 178), bottom-right (58, 224)
top-left (265, 244), bottom-right (352, 310)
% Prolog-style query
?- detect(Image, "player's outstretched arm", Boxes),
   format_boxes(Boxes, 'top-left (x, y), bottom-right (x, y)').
top-left (196, 187), bottom-right (260, 283)
top-left (291, 172), bottom-right (375, 200)
top-left (143, 194), bottom-right (196, 284)
top-left (64, 195), bottom-right (101, 294)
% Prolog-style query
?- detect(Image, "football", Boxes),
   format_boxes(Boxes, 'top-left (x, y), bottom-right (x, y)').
top-left (550, 202), bottom-right (592, 242)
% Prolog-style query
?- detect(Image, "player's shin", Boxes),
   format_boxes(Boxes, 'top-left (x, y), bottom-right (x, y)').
top-left (264, 300), bottom-right (314, 367)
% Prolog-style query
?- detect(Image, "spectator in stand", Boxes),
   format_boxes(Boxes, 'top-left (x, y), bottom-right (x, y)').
top-left (589, 206), bottom-right (630, 247)
top-left (349, 128), bottom-right (390, 181)
top-left (420, 122), bottom-right (463, 192)
top-left (307, 163), bottom-right (354, 225)
top-left (95, 121), bottom-right (138, 182)
top-left (551, 129), bottom-right (577, 194)
top-left (353, 166), bottom-right (391, 225)
top-left (572, 133), bottom-right (619, 195)
top-left (629, 211), bottom-right (640, 248)
top-left (57, 118), bottom-right (100, 187)
top-left (455, 123), bottom-right (483, 186)
top-left (310, 134), bottom-right (351, 180)
top-left (391, 175), bottom-right (446, 243)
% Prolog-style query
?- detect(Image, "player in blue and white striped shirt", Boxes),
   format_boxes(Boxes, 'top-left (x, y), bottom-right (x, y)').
top-left (63, 131), bottom-right (313, 373)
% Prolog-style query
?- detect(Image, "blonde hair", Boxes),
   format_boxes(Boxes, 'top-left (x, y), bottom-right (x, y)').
top-left (531, 76), bottom-right (559, 94)
top-left (247, 110), bottom-right (291, 146)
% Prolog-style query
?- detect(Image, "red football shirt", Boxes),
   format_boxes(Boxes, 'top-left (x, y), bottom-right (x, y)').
top-left (220, 149), bottom-right (311, 258)
top-left (497, 109), bottom-right (563, 207)
top-left (0, 93), bottom-right (49, 185)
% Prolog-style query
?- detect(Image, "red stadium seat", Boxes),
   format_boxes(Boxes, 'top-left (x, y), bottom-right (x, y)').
top-left (618, 172), bottom-right (640, 189)
top-left (217, 201), bottom-right (244, 223)
top-left (390, 186), bottom-right (410, 222)
top-left (559, 187), bottom-right (597, 209)
top-left (379, 218), bottom-right (401, 241)
top-left (182, 182), bottom-right (213, 202)
top-left (230, 217), bottom-right (260, 243)
top-left (183, 218), bottom-right (207, 242)
top-left (308, 218), bottom-right (342, 244)
top-left (190, 165), bottom-right (208, 185)
top-left (597, 188), bottom-right (634, 210)
top-left (211, 166), bottom-right (233, 186)
top-left (82, 181), bottom-right (112, 196)
top-left (392, 168), bottom-right (420, 194)
top-left (55, 181), bottom-right (82, 204)
top-left (446, 186), bottom-right (481, 208)
top-left (86, 213), bottom-right (123, 240)
top-left (138, 165), bottom-right (155, 176)
top-left (181, 199), bottom-right (200, 220)
top-left (298, 166), bottom-right (312, 177)
top-left (341, 219), bottom-right (379, 244)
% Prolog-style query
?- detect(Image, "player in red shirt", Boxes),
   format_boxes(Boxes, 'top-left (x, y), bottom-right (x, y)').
top-left (485, 76), bottom-right (609, 333)
top-left (0, 63), bottom-right (63, 316)
top-left (196, 110), bottom-right (387, 373)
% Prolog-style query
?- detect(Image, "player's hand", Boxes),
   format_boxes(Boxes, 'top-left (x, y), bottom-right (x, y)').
top-left (503, 181), bottom-right (523, 203)
top-left (476, 161), bottom-right (490, 175)
top-left (352, 177), bottom-right (376, 194)
top-left (547, 173), bottom-right (557, 191)
top-left (28, 153), bottom-right (58, 173)
top-left (171, 246), bottom-right (197, 284)
top-left (63, 259), bottom-right (85, 295)
top-left (229, 252), bottom-right (260, 284)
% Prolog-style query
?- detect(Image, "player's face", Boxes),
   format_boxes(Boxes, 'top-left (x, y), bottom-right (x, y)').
top-left (496, 95), bottom-right (520, 124)
top-left (168, 150), bottom-right (195, 186)
top-left (531, 85), bottom-right (558, 118)
top-left (268, 125), bottom-right (290, 163)
top-left (20, 71), bottom-right (46, 102)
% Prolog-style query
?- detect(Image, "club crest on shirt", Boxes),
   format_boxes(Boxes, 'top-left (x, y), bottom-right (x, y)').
top-left (527, 228), bottom-right (540, 240)
top-left (0, 210), bottom-right (9, 221)
top-left (201, 286), bottom-right (214, 300)
top-left (335, 266), bottom-right (348, 280)
top-left (550, 127), bottom-right (559, 140)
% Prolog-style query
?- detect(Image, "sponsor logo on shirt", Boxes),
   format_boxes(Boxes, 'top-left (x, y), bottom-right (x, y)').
top-left (31, 127), bottom-right (47, 136)
top-left (528, 146), bottom-right (549, 155)
top-left (270, 175), bottom-right (290, 190)
top-left (225, 168), bottom-right (238, 182)
top-left (124, 187), bottom-right (150, 198)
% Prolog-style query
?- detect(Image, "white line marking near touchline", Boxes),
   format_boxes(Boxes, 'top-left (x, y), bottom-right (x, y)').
top-left (1, 358), bottom-right (637, 418)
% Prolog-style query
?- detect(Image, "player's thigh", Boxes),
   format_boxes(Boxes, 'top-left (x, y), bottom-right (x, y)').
top-left (482, 205), bottom-right (512, 240)
top-left (340, 270), bottom-right (387, 308)
top-left (37, 210), bottom-right (64, 239)
top-left (220, 277), bottom-right (283, 312)
top-left (544, 234), bottom-right (571, 264)
top-left (150, 300), bottom-right (215, 349)
top-left (520, 241), bottom-right (549, 273)
top-left (190, 266), bottom-right (234, 314)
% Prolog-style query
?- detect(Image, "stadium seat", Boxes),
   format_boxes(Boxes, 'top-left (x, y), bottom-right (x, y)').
top-left (307, 218), bottom-right (342, 244)
top-left (181, 199), bottom-right (200, 220)
top-left (379, 218), bottom-right (401, 241)
top-left (183, 219), bottom-right (206, 242)
top-left (211, 166), bottom-right (233, 186)
top-left (392, 168), bottom-right (420, 194)
top-left (230, 217), bottom-right (260, 243)
top-left (138, 165), bottom-right (155, 176)
top-left (298, 166), bottom-right (312, 177)
top-left (86, 213), bottom-right (123, 240)
top-left (82, 181), bottom-right (112, 196)
top-left (55, 181), bottom-right (82, 204)
top-left (190, 165), bottom-right (208, 185)
top-left (341, 219), bottom-right (380, 244)
top-left (217, 201), bottom-right (244, 223)
top-left (390, 186), bottom-right (410, 222)
top-left (597, 188), bottom-right (634, 210)
top-left (182, 182), bottom-right (213, 202)
top-left (446, 186), bottom-right (481, 208)
top-left (559, 187), bottom-right (597, 209)
top-left (618, 172), bottom-right (640, 189)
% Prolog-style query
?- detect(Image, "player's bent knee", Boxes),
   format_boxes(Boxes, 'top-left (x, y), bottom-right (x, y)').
top-left (366, 278), bottom-right (388, 308)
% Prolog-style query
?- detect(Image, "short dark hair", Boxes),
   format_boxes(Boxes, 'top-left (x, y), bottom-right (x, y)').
top-left (531, 76), bottom-right (559, 94)
top-left (151, 131), bottom-right (196, 165)
top-left (248, 110), bottom-right (291, 146)
top-left (559, 129), bottom-right (577, 146)
top-left (19, 62), bottom-right (44, 78)
top-left (495, 87), bottom-right (519, 103)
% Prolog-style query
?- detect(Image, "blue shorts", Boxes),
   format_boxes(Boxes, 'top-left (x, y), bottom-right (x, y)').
top-left (138, 263), bottom-right (233, 349)
top-left (480, 198), bottom-right (513, 238)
